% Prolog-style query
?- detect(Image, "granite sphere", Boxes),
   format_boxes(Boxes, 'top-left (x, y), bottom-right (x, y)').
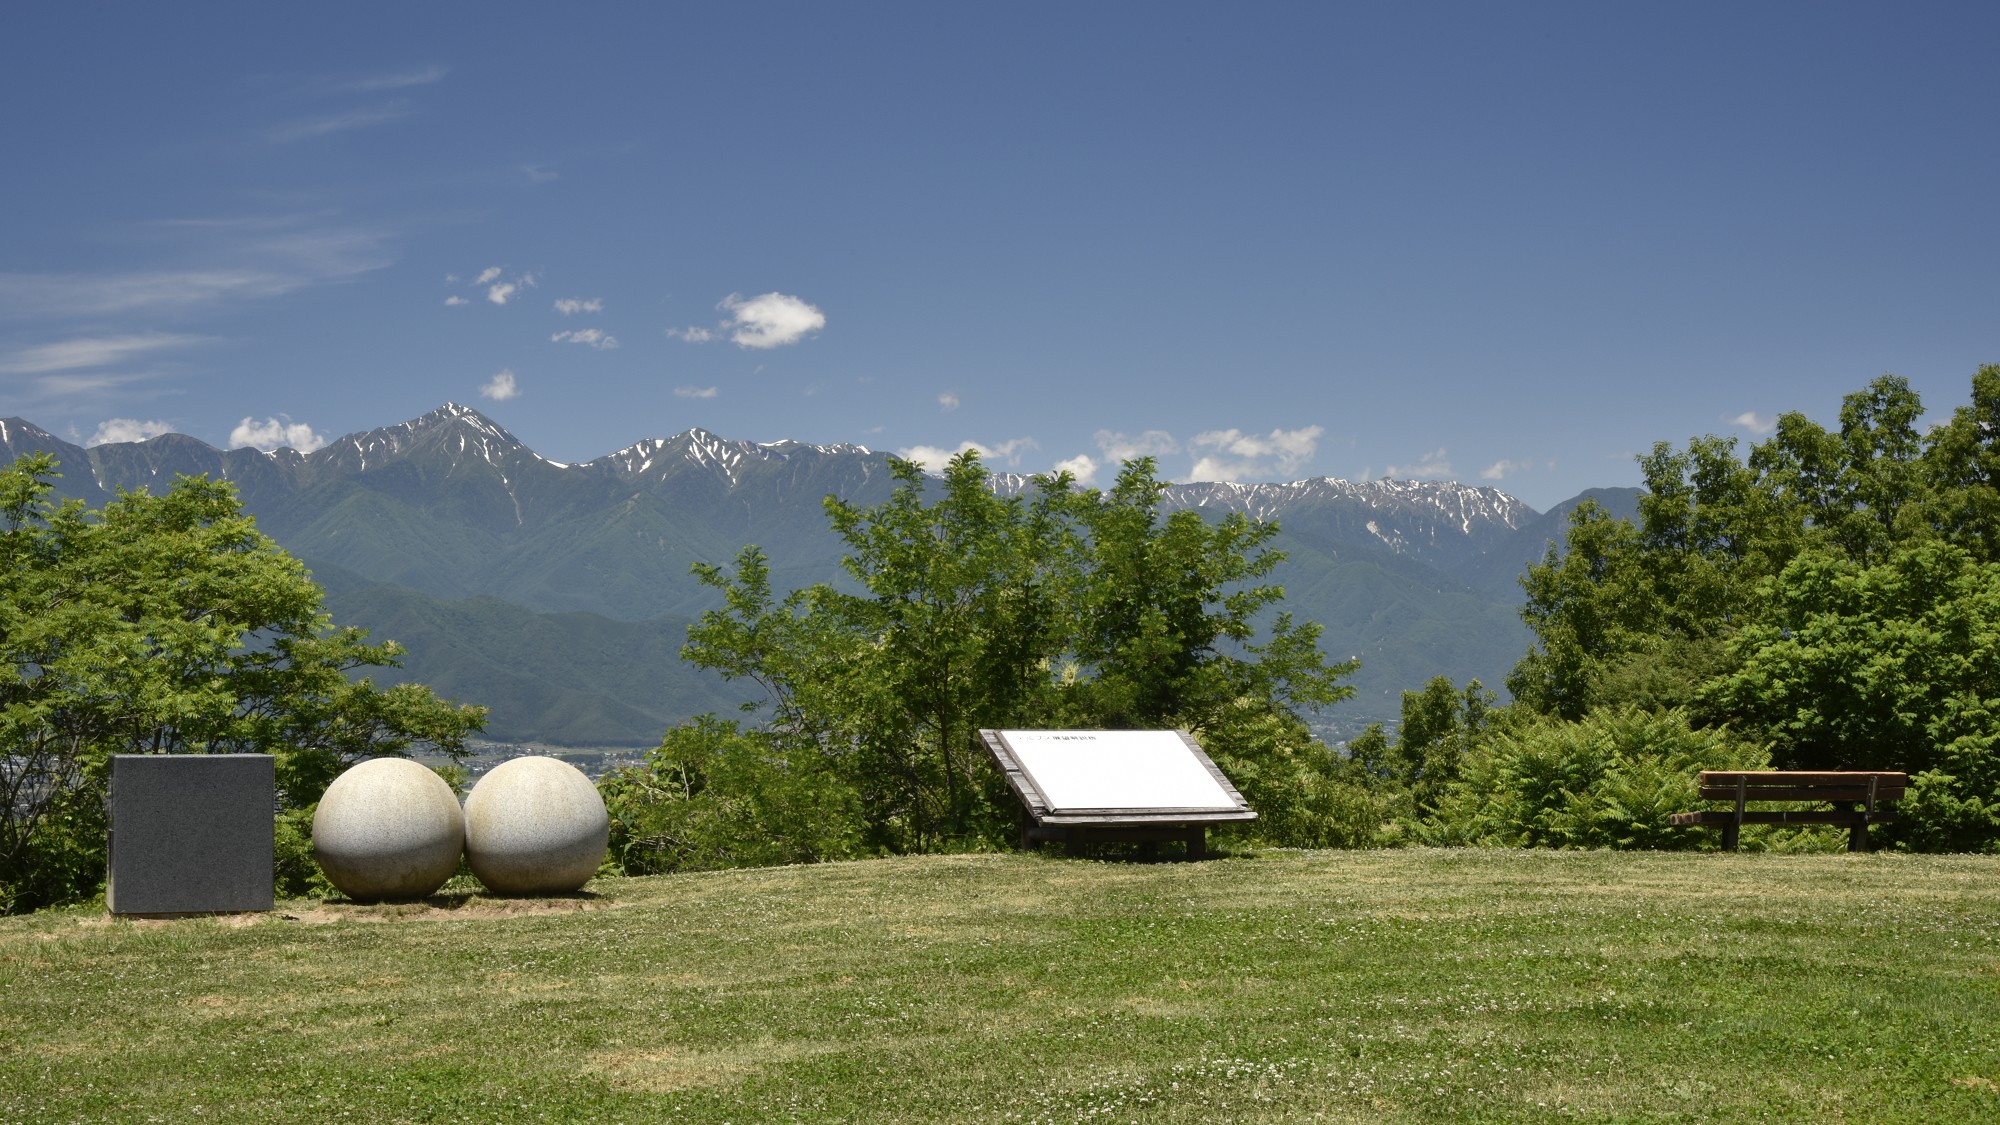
top-left (312, 758), bottom-right (465, 902)
top-left (463, 756), bottom-right (609, 895)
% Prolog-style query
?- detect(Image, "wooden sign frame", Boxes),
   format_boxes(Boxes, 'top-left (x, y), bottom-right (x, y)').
top-left (980, 729), bottom-right (1256, 859)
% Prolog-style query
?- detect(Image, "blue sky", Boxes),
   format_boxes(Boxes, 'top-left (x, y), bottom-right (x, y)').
top-left (3, 3), bottom-right (1996, 509)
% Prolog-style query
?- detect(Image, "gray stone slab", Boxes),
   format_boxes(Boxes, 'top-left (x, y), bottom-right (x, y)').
top-left (107, 754), bottom-right (274, 915)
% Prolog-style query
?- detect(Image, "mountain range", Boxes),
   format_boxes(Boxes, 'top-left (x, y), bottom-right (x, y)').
top-left (0, 405), bottom-right (1638, 744)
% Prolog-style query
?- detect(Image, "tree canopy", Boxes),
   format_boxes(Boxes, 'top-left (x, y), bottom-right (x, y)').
top-left (0, 454), bottom-right (485, 912)
top-left (1504, 366), bottom-right (2000, 850)
top-left (605, 452), bottom-right (1360, 867)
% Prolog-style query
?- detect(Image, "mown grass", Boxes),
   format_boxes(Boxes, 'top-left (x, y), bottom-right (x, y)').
top-left (2, 848), bottom-right (1998, 1123)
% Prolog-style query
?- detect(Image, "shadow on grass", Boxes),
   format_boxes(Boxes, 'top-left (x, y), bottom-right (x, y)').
top-left (279, 886), bottom-right (615, 924)
top-left (1031, 843), bottom-right (1257, 864)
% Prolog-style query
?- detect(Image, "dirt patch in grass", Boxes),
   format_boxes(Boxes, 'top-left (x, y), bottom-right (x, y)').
top-left (274, 891), bottom-right (623, 925)
top-left (1955, 1075), bottom-right (1999, 1092)
top-left (46, 892), bottom-right (623, 930)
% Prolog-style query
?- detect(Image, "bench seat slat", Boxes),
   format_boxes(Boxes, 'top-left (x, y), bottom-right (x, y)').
top-left (1695, 786), bottom-right (1905, 802)
top-left (1669, 810), bottom-right (1899, 827)
top-left (1696, 771), bottom-right (1909, 786)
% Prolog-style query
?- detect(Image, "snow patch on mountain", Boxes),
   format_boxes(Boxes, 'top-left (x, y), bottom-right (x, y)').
top-left (591, 428), bottom-right (873, 487)
top-left (7, 404), bottom-right (1541, 566)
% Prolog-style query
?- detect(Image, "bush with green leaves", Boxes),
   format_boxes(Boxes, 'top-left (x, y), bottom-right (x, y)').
top-left (1345, 675), bottom-right (1496, 829)
top-left (1194, 699), bottom-right (1392, 850)
top-left (1420, 707), bottom-right (1766, 850)
top-left (600, 715), bottom-right (864, 874)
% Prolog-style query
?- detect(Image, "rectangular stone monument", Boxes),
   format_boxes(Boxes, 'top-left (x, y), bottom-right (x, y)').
top-left (107, 754), bottom-right (275, 915)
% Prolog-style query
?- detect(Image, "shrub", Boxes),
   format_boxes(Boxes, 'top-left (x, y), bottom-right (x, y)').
top-left (1421, 707), bottom-right (1764, 849)
top-left (1195, 699), bottom-right (1395, 849)
top-left (599, 715), bottom-right (864, 875)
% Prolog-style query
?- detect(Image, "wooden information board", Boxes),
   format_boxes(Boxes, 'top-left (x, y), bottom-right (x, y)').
top-left (980, 729), bottom-right (1255, 858)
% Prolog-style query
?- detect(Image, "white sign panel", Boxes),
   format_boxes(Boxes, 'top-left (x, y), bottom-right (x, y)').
top-left (999, 730), bottom-right (1241, 812)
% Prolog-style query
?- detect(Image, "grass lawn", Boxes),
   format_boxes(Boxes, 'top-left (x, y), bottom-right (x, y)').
top-left (2, 848), bottom-right (1998, 1123)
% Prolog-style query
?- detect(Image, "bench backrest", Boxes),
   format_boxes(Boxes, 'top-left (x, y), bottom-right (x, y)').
top-left (1696, 771), bottom-right (1908, 803)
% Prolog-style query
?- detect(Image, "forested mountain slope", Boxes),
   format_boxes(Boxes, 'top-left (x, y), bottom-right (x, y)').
top-left (0, 406), bottom-right (1633, 743)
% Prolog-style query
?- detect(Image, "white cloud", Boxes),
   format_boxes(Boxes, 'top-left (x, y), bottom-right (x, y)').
top-left (1053, 454), bottom-right (1100, 485)
top-left (0, 333), bottom-right (207, 375)
top-left (487, 272), bottom-right (536, 305)
top-left (1187, 425), bottom-right (1325, 482)
top-left (896, 445), bottom-right (969, 472)
top-left (522, 163), bottom-right (560, 184)
top-left (554, 297), bottom-right (603, 315)
top-left (1730, 410), bottom-right (1777, 435)
top-left (896, 437), bottom-right (1038, 471)
top-left (474, 266), bottom-right (503, 286)
top-left (551, 328), bottom-right (618, 350)
top-left (36, 373), bottom-right (148, 395)
top-left (444, 295), bottom-right (469, 307)
top-left (333, 65), bottom-right (448, 94)
top-left (719, 292), bottom-right (825, 349)
top-left (1383, 448), bottom-right (1455, 481)
top-left (265, 102), bottom-right (412, 143)
top-left (480, 370), bottom-right (520, 401)
top-left (985, 438), bottom-right (1038, 464)
top-left (229, 416), bottom-right (326, 453)
top-left (0, 271), bottom-right (282, 319)
top-left (939, 392), bottom-right (960, 412)
top-left (1094, 429), bottom-right (1181, 464)
top-left (85, 418), bottom-right (174, 447)
top-left (667, 326), bottom-right (715, 343)
top-left (674, 386), bottom-right (719, 399)
top-left (1481, 458), bottom-right (1530, 481)
top-left (0, 216), bottom-right (396, 322)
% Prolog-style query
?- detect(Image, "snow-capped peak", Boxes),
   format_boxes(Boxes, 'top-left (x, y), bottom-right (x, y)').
top-left (590, 428), bottom-right (873, 486)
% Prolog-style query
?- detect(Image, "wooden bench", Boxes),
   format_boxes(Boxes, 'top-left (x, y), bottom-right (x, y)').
top-left (1670, 770), bottom-right (1906, 852)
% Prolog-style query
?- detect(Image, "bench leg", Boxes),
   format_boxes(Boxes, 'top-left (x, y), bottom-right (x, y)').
top-left (1725, 776), bottom-right (1745, 852)
top-left (1186, 827), bottom-right (1206, 861)
top-left (1849, 819), bottom-right (1869, 853)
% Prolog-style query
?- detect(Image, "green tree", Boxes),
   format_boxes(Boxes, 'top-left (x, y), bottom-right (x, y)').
top-left (1710, 541), bottom-right (2000, 850)
top-left (1347, 676), bottom-right (1495, 819)
top-left (0, 455), bottom-right (485, 912)
top-left (1059, 460), bottom-right (1353, 732)
top-left (670, 451), bottom-right (1356, 857)
top-left (1912, 364), bottom-right (2000, 561)
top-left (1500, 368), bottom-right (2000, 850)
top-left (684, 453), bottom-right (1078, 851)
top-left (1508, 431), bottom-right (1799, 721)
top-left (1509, 377), bottom-right (1951, 722)
top-left (1749, 374), bottom-right (1929, 563)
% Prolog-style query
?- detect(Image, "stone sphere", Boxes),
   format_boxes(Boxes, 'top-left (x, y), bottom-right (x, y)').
top-left (313, 758), bottom-right (465, 902)
top-left (463, 756), bottom-right (608, 895)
